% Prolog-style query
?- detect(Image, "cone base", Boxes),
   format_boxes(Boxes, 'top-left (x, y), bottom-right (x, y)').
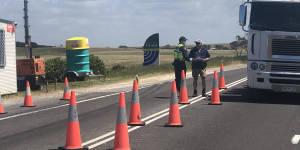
top-left (0, 112), bottom-right (7, 114)
top-left (20, 105), bottom-right (36, 107)
top-left (60, 98), bottom-right (70, 101)
top-left (58, 146), bottom-right (88, 150)
top-left (128, 122), bottom-right (146, 126)
top-left (178, 102), bottom-right (190, 105)
top-left (208, 103), bottom-right (222, 105)
top-left (164, 123), bottom-right (184, 127)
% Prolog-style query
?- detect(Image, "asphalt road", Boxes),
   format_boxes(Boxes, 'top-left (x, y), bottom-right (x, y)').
top-left (1, 67), bottom-right (299, 150)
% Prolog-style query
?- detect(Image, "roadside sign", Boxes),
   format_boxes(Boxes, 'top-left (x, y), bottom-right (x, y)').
top-left (143, 33), bottom-right (160, 66)
top-left (6, 24), bottom-right (15, 33)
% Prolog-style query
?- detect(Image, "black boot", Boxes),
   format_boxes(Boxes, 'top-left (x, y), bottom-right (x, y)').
top-left (202, 89), bottom-right (207, 97)
top-left (192, 89), bottom-right (198, 97)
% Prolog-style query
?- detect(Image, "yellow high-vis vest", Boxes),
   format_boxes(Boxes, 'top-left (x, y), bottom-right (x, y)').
top-left (174, 44), bottom-right (184, 61)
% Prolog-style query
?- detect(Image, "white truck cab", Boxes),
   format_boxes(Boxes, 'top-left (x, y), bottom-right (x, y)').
top-left (239, 0), bottom-right (300, 93)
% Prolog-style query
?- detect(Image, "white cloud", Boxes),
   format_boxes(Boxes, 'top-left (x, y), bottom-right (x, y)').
top-left (0, 0), bottom-right (244, 47)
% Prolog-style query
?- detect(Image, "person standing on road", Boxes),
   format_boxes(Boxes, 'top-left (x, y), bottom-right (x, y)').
top-left (173, 36), bottom-right (189, 93)
top-left (189, 40), bottom-right (210, 97)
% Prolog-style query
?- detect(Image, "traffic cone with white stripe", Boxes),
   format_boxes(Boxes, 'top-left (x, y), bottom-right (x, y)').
top-left (21, 81), bottom-right (35, 107)
top-left (209, 71), bottom-right (222, 105)
top-left (61, 77), bottom-right (71, 100)
top-left (113, 92), bottom-right (131, 150)
top-left (219, 64), bottom-right (227, 89)
top-left (165, 81), bottom-right (183, 127)
top-left (0, 91), bottom-right (7, 114)
top-left (128, 80), bottom-right (145, 126)
top-left (59, 91), bottom-right (88, 150)
top-left (179, 70), bottom-right (190, 104)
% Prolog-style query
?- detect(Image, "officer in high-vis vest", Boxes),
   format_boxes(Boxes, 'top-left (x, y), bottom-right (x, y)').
top-left (173, 36), bottom-right (189, 92)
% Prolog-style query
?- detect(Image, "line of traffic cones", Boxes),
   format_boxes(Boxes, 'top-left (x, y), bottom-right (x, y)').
top-left (18, 77), bottom-right (72, 108)
top-left (55, 67), bottom-right (225, 149)
top-left (0, 63), bottom-right (227, 149)
top-left (61, 77), bottom-right (71, 100)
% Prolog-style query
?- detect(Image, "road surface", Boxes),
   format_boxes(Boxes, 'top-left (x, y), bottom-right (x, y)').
top-left (0, 67), bottom-right (299, 150)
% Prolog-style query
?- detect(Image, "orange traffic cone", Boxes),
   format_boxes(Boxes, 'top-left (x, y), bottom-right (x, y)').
top-left (165, 81), bottom-right (183, 127)
top-left (113, 92), bottom-right (131, 150)
top-left (59, 91), bottom-right (88, 150)
top-left (209, 71), bottom-right (222, 105)
top-left (128, 80), bottom-right (145, 126)
top-left (219, 64), bottom-right (227, 89)
top-left (21, 81), bottom-right (35, 107)
top-left (179, 70), bottom-right (190, 104)
top-left (61, 77), bottom-right (71, 100)
top-left (0, 91), bottom-right (7, 114)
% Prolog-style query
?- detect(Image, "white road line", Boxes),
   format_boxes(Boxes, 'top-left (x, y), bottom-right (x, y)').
top-left (82, 77), bottom-right (247, 146)
top-left (291, 135), bottom-right (300, 144)
top-left (0, 84), bottom-right (154, 121)
top-left (0, 68), bottom-right (244, 121)
top-left (86, 77), bottom-right (247, 149)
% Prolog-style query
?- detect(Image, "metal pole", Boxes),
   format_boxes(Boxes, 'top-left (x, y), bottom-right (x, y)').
top-left (24, 0), bottom-right (32, 59)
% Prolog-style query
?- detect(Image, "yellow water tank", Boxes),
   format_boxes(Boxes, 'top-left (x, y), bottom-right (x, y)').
top-left (66, 37), bottom-right (89, 50)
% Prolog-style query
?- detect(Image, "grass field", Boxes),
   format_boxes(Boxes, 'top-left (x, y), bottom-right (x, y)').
top-left (7, 46), bottom-right (248, 98)
top-left (16, 47), bottom-right (246, 67)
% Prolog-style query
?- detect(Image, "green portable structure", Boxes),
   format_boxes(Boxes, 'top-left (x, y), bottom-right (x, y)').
top-left (66, 37), bottom-right (91, 80)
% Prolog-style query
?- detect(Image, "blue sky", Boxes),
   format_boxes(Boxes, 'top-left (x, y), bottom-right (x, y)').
top-left (0, 0), bottom-right (245, 47)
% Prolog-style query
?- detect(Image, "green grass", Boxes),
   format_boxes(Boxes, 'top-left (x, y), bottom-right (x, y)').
top-left (9, 47), bottom-right (248, 99)
top-left (17, 47), bottom-right (246, 68)
top-left (108, 55), bottom-right (247, 78)
top-left (35, 55), bottom-right (247, 93)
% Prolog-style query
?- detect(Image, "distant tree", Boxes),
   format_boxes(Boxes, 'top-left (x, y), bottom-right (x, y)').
top-left (230, 35), bottom-right (248, 56)
top-left (161, 44), bottom-right (172, 49)
top-left (119, 45), bottom-right (128, 48)
top-left (31, 42), bottom-right (38, 48)
top-left (16, 41), bottom-right (54, 48)
top-left (230, 41), bottom-right (239, 49)
top-left (202, 44), bottom-right (211, 50)
top-left (215, 44), bottom-right (225, 50)
top-left (89, 54), bottom-right (107, 75)
top-left (223, 46), bottom-right (230, 50)
top-left (16, 41), bottom-right (25, 47)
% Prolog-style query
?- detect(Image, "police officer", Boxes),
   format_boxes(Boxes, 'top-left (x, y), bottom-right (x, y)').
top-left (173, 36), bottom-right (189, 93)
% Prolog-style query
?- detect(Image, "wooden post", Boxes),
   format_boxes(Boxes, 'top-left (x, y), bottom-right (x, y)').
top-left (55, 78), bottom-right (57, 90)
top-left (46, 81), bottom-right (48, 93)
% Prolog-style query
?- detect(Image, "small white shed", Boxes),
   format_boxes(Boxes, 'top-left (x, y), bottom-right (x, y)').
top-left (0, 19), bottom-right (17, 95)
